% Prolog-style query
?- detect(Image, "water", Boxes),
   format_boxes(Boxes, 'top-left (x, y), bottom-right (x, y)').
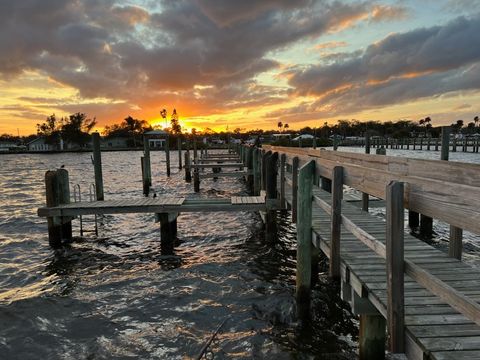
top-left (0, 151), bottom-right (357, 359)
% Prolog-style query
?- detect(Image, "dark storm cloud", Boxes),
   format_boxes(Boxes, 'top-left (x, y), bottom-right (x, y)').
top-left (0, 0), bottom-right (399, 115)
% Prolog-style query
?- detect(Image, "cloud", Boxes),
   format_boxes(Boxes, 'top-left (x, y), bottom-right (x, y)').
top-left (281, 15), bottom-right (480, 119)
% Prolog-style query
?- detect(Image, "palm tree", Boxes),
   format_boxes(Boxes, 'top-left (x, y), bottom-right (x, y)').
top-left (284, 123), bottom-right (289, 130)
top-left (474, 116), bottom-right (479, 127)
top-left (277, 121), bottom-right (283, 131)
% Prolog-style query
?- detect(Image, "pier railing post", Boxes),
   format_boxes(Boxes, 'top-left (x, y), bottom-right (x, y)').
top-left (184, 147), bottom-right (192, 183)
top-left (386, 181), bottom-right (405, 354)
top-left (362, 133), bottom-right (370, 211)
top-left (265, 152), bottom-right (278, 242)
top-left (92, 132), bottom-right (104, 201)
top-left (296, 160), bottom-right (315, 320)
top-left (292, 156), bottom-right (299, 223)
top-left (261, 150), bottom-right (271, 191)
top-left (45, 169), bottom-right (72, 247)
top-left (330, 166), bottom-right (343, 279)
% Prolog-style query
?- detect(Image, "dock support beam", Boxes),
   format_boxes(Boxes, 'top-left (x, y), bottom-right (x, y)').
top-left (165, 135), bottom-right (171, 177)
top-left (296, 160), bottom-right (315, 320)
top-left (143, 135), bottom-right (152, 196)
top-left (362, 133), bottom-right (370, 211)
top-left (291, 157), bottom-right (299, 223)
top-left (184, 147), bottom-right (192, 182)
top-left (45, 169), bottom-right (72, 247)
top-left (92, 132), bottom-right (104, 201)
top-left (265, 152), bottom-right (278, 242)
top-left (253, 148), bottom-right (261, 195)
top-left (246, 147), bottom-right (254, 194)
top-left (386, 181), bottom-right (405, 354)
top-left (279, 154), bottom-right (286, 208)
top-left (177, 137), bottom-right (182, 170)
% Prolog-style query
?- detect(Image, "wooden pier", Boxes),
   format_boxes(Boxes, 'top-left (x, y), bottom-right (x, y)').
top-left (37, 135), bottom-right (480, 359)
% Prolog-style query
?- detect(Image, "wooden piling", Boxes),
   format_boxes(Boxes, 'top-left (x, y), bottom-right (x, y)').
top-left (253, 148), bottom-right (261, 195)
top-left (265, 152), bottom-right (278, 242)
top-left (420, 214), bottom-right (433, 239)
top-left (408, 211), bottom-right (419, 229)
top-left (359, 314), bottom-right (387, 360)
top-left (45, 169), bottom-right (72, 247)
top-left (184, 150), bottom-right (192, 182)
top-left (177, 137), bottom-right (182, 170)
top-left (158, 212), bottom-right (176, 255)
top-left (92, 132), bottom-right (104, 201)
top-left (280, 154), bottom-right (286, 208)
top-left (362, 133), bottom-right (370, 211)
top-left (143, 135), bottom-right (152, 194)
top-left (330, 166), bottom-right (343, 279)
top-left (441, 127), bottom-right (450, 161)
top-left (261, 150), bottom-right (271, 191)
top-left (386, 181), bottom-right (405, 353)
top-left (194, 168), bottom-right (200, 192)
top-left (246, 147), bottom-right (254, 194)
top-left (292, 156), bottom-right (299, 223)
top-left (165, 135), bottom-right (171, 177)
top-left (296, 160), bottom-right (315, 320)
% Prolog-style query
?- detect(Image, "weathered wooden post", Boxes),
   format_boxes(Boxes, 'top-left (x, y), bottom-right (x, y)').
top-left (296, 160), bottom-right (315, 320)
top-left (362, 133), bottom-right (370, 211)
top-left (333, 137), bottom-right (338, 151)
top-left (408, 210), bottom-right (419, 230)
top-left (45, 169), bottom-right (72, 247)
top-left (92, 132), bottom-right (104, 201)
top-left (313, 129), bottom-right (317, 149)
top-left (184, 145), bottom-right (192, 183)
top-left (253, 148), bottom-right (261, 195)
top-left (193, 167), bottom-right (200, 192)
top-left (386, 180), bottom-right (405, 354)
top-left (291, 156), bottom-right (299, 223)
top-left (177, 136), bottom-right (182, 170)
top-left (280, 153), bottom-right (286, 208)
top-left (440, 127), bottom-right (463, 259)
top-left (419, 214), bottom-right (433, 239)
top-left (265, 152), bottom-right (278, 242)
top-left (165, 134), bottom-right (171, 177)
top-left (157, 212), bottom-right (177, 255)
top-left (246, 147), bottom-right (254, 194)
top-left (143, 135), bottom-right (152, 195)
top-left (330, 166), bottom-right (343, 279)
top-left (261, 150), bottom-right (270, 191)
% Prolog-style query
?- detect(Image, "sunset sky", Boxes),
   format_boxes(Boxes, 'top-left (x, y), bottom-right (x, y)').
top-left (1, 0), bottom-right (479, 135)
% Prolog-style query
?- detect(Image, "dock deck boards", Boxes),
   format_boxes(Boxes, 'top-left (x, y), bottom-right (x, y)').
top-left (280, 175), bottom-right (480, 359)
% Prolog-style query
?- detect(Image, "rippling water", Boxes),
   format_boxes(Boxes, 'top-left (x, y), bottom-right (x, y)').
top-left (0, 151), bottom-right (357, 359)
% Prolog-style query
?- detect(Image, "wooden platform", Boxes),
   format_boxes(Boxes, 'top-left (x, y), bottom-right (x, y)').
top-left (38, 196), bottom-right (270, 217)
top-left (278, 162), bottom-right (480, 359)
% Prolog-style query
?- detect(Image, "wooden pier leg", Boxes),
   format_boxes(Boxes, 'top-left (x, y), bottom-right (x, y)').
top-left (321, 177), bottom-right (332, 193)
top-left (449, 225), bottom-right (463, 260)
top-left (158, 212), bottom-right (176, 255)
top-left (386, 181), bottom-right (405, 354)
top-left (330, 166), bottom-right (343, 279)
top-left (177, 137), bottom-right (182, 170)
top-left (408, 211), bottom-right (419, 230)
top-left (419, 214), bottom-right (433, 239)
top-left (141, 156), bottom-right (149, 196)
top-left (184, 150), bottom-right (192, 182)
top-left (253, 148), bottom-right (261, 195)
top-left (246, 147), bottom-right (254, 194)
top-left (92, 132), bottom-right (104, 201)
top-left (143, 135), bottom-right (152, 191)
top-left (261, 150), bottom-right (271, 191)
top-left (165, 135), bottom-right (171, 177)
top-left (265, 152), bottom-right (278, 242)
top-left (359, 314), bottom-right (386, 360)
top-left (45, 169), bottom-right (72, 247)
top-left (362, 134), bottom-right (370, 211)
top-left (441, 127), bottom-right (450, 161)
top-left (280, 154), bottom-right (286, 208)
top-left (296, 160), bottom-right (315, 320)
top-left (194, 169), bottom-right (200, 192)
top-left (292, 156), bottom-right (299, 223)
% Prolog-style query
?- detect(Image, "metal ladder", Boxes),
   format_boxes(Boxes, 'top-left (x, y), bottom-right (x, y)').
top-left (73, 183), bottom-right (98, 236)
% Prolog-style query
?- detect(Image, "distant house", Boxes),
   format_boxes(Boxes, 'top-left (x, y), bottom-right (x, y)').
top-left (102, 137), bottom-right (129, 148)
top-left (0, 141), bottom-right (17, 152)
top-left (145, 130), bottom-right (168, 149)
top-left (27, 137), bottom-right (57, 152)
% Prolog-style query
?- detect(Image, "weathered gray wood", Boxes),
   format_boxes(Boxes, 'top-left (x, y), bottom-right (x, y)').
top-left (45, 169), bottom-right (72, 247)
top-left (449, 224), bottom-right (463, 260)
top-left (158, 212), bottom-right (176, 255)
top-left (359, 314), bottom-right (386, 360)
top-left (165, 135), bottom-right (171, 177)
top-left (177, 137), bottom-right (182, 169)
top-left (194, 168), bottom-right (200, 192)
top-left (386, 181), bottom-right (405, 353)
top-left (330, 166), bottom-right (343, 279)
top-left (143, 134), bottom-right (152, 189)
top-left (296, 160), bottom-right (315, 319)
top-left (253, 148), bottom-right (261, 195)
top-left (184, 150), bottom-right (192, 182)
top-left (246, 147), bottom-right (254, 194)
top-left (280, 154), bottom-right (286, 208)
top-left (292, 156), bottom-right (299, 223)
top-left (92, 132), bottom-right (104, 201)
top-left (265, 152), bottom-right (278, 242)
